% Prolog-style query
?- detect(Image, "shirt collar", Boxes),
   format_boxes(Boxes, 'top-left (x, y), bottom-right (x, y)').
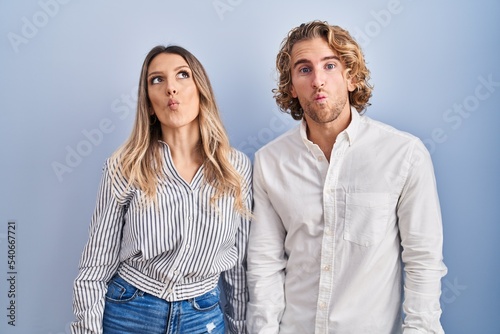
top-left (299, 106), bottom-right (361, 149)
top-left (345, 106), bottom-right (361, 145)
top-left (157, 140), bottom-right (205, 189)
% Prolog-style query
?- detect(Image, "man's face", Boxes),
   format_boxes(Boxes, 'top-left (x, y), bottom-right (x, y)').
top-left (290, 37), bottom-right (355, 125)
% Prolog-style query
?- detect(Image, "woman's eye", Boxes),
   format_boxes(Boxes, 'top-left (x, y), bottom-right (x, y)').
top-left (326, 63), bottom-right (336, 70)
top-left (151, 77), bottom-right (162, 84)
top-left (299, 67), bottom-right (310, 74)
top-left (177, 71), bottom-right (190, 79)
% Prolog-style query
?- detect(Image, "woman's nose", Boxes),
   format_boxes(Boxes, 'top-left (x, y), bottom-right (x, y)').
top-left (165, 81), bottom-right (177, 95)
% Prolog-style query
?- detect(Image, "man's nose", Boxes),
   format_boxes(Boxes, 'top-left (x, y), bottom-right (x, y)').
top-left (312, 70), bottom-right (325, 89)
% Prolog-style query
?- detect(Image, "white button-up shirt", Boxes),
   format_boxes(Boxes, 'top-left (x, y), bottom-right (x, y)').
top-left (247, 107), bottom-right (447, 333)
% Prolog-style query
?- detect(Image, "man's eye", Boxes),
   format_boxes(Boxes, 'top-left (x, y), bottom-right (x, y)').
top-left (326, 63), bottom-right (336, 70)
top-left (299, 67), bottom-right (310, 74)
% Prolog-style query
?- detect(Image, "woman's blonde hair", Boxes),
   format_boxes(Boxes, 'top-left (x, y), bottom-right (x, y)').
top-left (274, 20), bottom-right (373, 120)
top-left (111, 45), bottom-right (248, 215)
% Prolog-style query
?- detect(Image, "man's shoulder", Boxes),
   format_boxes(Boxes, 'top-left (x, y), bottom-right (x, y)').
top-left (359, 114), bottom-right (431, 159)
top-left (255, 124), bottom-right (301, 157)
top-left (360, 114), bottom-right (419, 143)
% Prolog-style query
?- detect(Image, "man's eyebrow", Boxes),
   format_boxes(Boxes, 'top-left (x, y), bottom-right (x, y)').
top-left (323, 55), bottom-right (340, 62)
top-left (292, 55), bottom-right (340, 69)
top-left (292, 59), bottom-right (310, 69)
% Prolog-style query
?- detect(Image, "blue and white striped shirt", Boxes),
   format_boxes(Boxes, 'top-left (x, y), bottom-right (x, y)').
top-left (72, 141), bottom-right (252, 334)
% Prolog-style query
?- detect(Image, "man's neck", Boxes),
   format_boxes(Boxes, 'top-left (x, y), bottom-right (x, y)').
top-left (305, 107), bottom-right (351, 162)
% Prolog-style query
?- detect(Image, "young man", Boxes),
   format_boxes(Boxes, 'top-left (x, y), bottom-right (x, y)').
top-left (246, 20), bottom-right (447, 333)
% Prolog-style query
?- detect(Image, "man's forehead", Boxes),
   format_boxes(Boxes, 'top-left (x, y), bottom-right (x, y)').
top-left (291, 38), bottom-right (338, 60)
top-left (290, 38), bottom-right (339, 67)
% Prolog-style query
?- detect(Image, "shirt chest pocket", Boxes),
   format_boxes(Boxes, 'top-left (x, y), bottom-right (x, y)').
top-left (344, 192), bottom-right (392, 247)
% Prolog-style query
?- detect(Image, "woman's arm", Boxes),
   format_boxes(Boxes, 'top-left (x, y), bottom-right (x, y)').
top-left (71, 161), bottom-right (127, 334)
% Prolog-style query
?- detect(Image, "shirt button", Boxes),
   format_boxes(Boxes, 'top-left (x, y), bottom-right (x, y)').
top-left (166, 288), bottom-right (173, 293)
top-left (173, 270), bottom-right (179, 275)
top-left (324, 228), bottom-right (332, 235)
top-left (323, 265), bottom-right (330, 271)
top-left (318, 302), bottom-right (327, 310)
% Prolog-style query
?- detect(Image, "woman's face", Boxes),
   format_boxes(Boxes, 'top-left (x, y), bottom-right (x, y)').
top-left (147, 53), bottom-right (200, 133)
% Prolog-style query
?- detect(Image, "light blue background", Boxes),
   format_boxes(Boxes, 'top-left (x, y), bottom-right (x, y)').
top-left (1, 0), bottom-right (499, 333)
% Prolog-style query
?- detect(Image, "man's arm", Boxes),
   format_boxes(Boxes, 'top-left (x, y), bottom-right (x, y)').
top-left (398, 139), bottom-right (448, 334)
top-left (246, 152), bottom-right (288, 333)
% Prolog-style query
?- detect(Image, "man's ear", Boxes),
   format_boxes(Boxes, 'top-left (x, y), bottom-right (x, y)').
top-left (346, 69), bottom-right (356, 92)
top-left (290, 84), bottom-right (298, 98)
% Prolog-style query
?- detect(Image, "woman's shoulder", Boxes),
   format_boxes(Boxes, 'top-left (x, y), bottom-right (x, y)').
top-left (101, 153), bottom-right (134, 192)
top-left (228, 148), bottom-right (252, 173)
top-left (102, 152), bottom-right (123, 176)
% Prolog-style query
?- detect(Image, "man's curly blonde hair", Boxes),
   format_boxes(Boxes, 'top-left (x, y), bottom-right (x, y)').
top-left (273, 20), bottom-right (373, 120)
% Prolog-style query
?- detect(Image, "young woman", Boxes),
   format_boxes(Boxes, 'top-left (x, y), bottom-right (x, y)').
top-left (71, 45), bottom-right (252, 334)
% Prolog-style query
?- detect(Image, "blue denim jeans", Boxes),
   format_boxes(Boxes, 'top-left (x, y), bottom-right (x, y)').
top-left (103, 274), bottom-right (225, 334)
